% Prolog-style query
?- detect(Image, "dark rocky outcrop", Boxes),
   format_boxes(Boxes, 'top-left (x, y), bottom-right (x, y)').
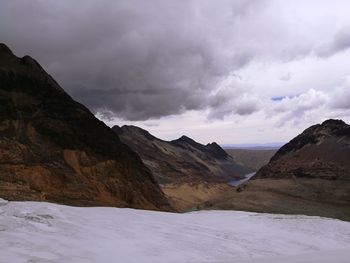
top-left (0, 43), bottom-right (171, 211)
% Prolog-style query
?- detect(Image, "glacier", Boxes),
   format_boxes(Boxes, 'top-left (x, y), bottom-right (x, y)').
top-left (0, 200), bottom-right (349, 263)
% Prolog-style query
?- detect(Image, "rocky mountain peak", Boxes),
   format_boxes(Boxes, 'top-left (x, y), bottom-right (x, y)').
top-left (175, 135), bottom-right (195, 143)
top-left (256, 119), bottom-right (350, 181)
top-left (206, 142), bottom-right (229, 160)
top-left (319, 119), bottom-right (350, 136)
top-left (0, 44), bottom-right (64, 93)
top-left (321, 119), bottom-right (346, 126)
top-left (171, 135), bottom-right (205, 149)
top-left (0, 43), bottom-right (14, 56)
top-left (270, 119), bottom-right (350, 162)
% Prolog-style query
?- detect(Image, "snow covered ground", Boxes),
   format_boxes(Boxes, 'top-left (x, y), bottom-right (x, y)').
top-left (0, 199), bottom-right (349, 263)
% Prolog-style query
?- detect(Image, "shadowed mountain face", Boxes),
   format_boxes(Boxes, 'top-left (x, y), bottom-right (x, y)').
top-left (113, 125), bottom-right (250, 184)
top-left (0, 43), bottom-right (171, 211)
top-left (205, 120), bottom-right (350, 221)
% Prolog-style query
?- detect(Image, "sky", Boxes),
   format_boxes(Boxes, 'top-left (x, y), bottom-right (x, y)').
top-left (1, 0), bottom-right (350, 144)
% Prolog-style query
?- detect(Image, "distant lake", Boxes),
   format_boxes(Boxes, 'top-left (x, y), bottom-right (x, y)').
top-left (228, 172), bottom-right (256, 187)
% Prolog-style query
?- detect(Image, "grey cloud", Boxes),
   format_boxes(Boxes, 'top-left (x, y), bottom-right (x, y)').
top-left (1, 0), bottom-right (349, 121)
top-left (0, 0), bottom-right (262, 120)
top-left (279, 73), bottom-right (291, 81)
top-left (329, 84), bottom-right (350, 110)
top-left (143, 122), bottom-right (159, 128)
top-left (316, 28), bottom-right (350, 57)
top-left (207, 81), bottom-right (262, 119)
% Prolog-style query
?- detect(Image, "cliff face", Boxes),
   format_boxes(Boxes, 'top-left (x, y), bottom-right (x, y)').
top-left (113, 125), bottom-right (250, 184)
top-left (0, 43), bottom-right (171, 211)
top-left (256, 119), bottom-right (350, 180)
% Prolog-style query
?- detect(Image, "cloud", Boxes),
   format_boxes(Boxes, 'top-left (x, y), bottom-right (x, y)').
top-left (0, 0), bottom-right (264, 120)
top-left (329, 77), bottom-right (350, 110)
top-left (273, 90), bottom-right (328, 112)
top-left (207, 77), bottom-right (262, 119)
top-left (1, 0), bottom-right (350, 125)
top-left (315, 27), bottom-right (350, 57)
top-left (279, 73), bottom-right (291, 81)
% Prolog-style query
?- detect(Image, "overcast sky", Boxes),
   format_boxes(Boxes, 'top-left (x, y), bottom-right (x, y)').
top-left (1, 0), bottom-right (350, 144)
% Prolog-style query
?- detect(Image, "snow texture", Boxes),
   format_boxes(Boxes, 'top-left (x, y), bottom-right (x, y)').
top-left (0, 201), bottom-right (349, 263)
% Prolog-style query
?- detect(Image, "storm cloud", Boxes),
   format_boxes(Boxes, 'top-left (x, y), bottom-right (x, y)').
top-left (1, 0), bottom-right (350, 130)
top-left (0, 0), bottom-right (264, 120)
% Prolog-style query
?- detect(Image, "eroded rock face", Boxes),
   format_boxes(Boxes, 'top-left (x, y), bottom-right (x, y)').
top-left (256, 119), bottom-right (350, 180)
top-left (113, 125), bottom-right (250, 184)
top-left (0, 43), bottom-right (171, 211)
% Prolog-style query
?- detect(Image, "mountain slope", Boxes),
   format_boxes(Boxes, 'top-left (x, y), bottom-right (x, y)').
top-left (204, 119), bottom-right (350, 220)
top-left (113, 125), bottom-right (250, 184)
top-left (0, 43), bottom-right (171, 211)
top-left (257, 119), bottom-right (350, 180)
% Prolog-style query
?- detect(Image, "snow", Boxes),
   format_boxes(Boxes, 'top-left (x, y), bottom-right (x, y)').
top-left (0, 198), bottom-right (7, 205)
top-left (0, 201), bottom-right (349, 263)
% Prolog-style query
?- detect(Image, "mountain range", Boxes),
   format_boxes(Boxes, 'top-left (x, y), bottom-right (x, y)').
top-left (113, 125), bottom-right (249, 184)
top-left (113, 125), bottom-right (250, 210)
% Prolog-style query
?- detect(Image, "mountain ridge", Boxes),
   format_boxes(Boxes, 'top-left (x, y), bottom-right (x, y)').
top-left (113, 124), bottom-right (251, 185)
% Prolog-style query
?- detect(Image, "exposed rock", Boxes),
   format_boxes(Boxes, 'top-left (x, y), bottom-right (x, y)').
top-left (0, 43), bottom-right (171, 211)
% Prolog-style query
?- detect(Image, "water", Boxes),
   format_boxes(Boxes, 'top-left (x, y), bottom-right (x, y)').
top-left (228, 172), bottom-right (256, 187)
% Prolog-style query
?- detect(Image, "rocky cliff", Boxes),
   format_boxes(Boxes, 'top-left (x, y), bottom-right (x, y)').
top-left (0, 43), bottom-right (171, 211)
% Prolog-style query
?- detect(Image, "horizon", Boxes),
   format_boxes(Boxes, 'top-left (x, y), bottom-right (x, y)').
top-left (1, 1), bottom-right (350, 144)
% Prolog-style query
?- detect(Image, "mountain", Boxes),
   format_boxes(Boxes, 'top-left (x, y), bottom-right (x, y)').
top-left (256, 119), bottom-right (350, 180)
top-left (0, 43), bottom-right (171, 211)
top-left (113, 125), bottom-right (250, 210)
top-left (204, 119), bottom-right (350, 220)
top-left (113, 125), bottom-right (250, 184)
